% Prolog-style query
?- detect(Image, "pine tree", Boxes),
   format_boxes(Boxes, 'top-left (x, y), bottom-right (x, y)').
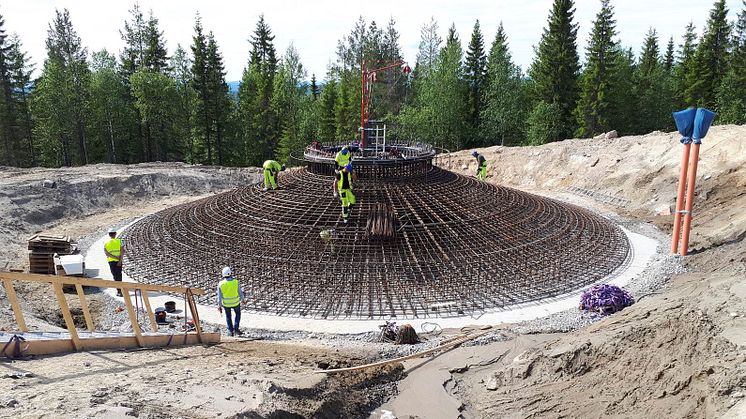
top-left (575, 0), bottom-right (618, 138)
top-left (607, 47), bottom-right (636, 134)
top-left (530, 0), bottom-right (580, 141)
top-left (481, 23), bottom-right (528, 146)
top-left (664, 36), bottom-right (675, 72)
top-left (675, 22), bottom-right (698, 107)
top-left (119, 3), bottom-right (146, 82)
top-left (319, 80), bottom-right (338, 142)
top-left (32, 9), bottom-right (91, 166)
top-left (0, 11), bottom-right (16, 165)
top-left (206, 33), bottom-right (231, 165)
top-left (238, 15), bottom-right (279, 164)
top-left (7, 34), bottom-right (35, 165)
top-left (688, 0), bottom-right (731, 108)
top-left (191, 15), bottom-right (212, 163)
top-left (716, 1), bottom-right (746, 123)
top-left (635, 29), bottom-right (671, 133)
top-left (170, 45), bottom-right (196, 163)
top-left (310, 73), bottom-right (319, 100)
top-left (143, 11), bottom-right (168, 73)
top-left (464, 20), bottom-right (487, 146)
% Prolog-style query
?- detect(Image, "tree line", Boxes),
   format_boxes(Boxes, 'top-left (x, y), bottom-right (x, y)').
top-left (0, 0), bottom-right (744, 168)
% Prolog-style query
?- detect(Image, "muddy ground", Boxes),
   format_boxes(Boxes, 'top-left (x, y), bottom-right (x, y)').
top-left (1, 126), bottom-right (745, 418)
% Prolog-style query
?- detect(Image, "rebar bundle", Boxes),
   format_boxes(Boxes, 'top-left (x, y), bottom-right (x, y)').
top-left (122, 163), bottom-right (630, 319)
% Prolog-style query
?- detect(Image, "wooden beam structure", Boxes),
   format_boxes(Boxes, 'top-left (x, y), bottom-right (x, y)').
top-left (0, 271), bottom-right (209, 354)
top-left (2, 279), bottom-right (27, 332)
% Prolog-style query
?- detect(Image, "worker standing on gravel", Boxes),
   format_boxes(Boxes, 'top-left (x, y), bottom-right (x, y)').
top-left (104, 228), bottom-right (124, 297)
top-left (217, 267), bottom-right (247, 336)
top-left (335, 146), bottom-right (351, 170)
top-left (333, 164), bottom-right (356, 223)
top-left (262, 160), bottom-right (286, 191)
top-left (472, 150), bottom-right (487, 180)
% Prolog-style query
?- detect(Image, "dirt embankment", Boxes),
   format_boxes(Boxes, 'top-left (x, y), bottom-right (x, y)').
top-left (452, 125), bottom-right (746, 252)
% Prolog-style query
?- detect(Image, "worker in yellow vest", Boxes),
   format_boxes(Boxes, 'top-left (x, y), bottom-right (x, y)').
top-left (333, 164), bottom-right (357, 223)
top-left (217, 267), bottom-right (246, 336)
top-left (104, 228), bottom-right (124, 297)
top-left (335, 146), bottom-right (351, 170)
top-left (262, 160), bottom-right (286, 191)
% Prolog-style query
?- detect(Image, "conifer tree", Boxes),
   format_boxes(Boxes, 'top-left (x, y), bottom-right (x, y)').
top-left (319, 80), bottom-right (338, 142)
top-left (169, 45), bottom-right (196, 163)
top-left (529, 0), bottom-right (580, 141)
top-left (675, 22), bottom-right (698, 107)
top-left (0, 11), bottom-right (16, 165)
top-left (119, 3), bottom-right (146, 82)
top-left (717, 1), bottom-right (746, 123)
top-left (635, 29), bottom-right (671, 133)
top-left (664, 37), bottom-right (675, 72)
top-left (575, 0), bottom-right (619, 137)
top-left (238, 15), bottom-right (279, 164)
top-left (688, 0), bottom-right (731, 107)
top-left (465, 20), bottom-right (487, 146)
top-left (206, 33), bottom-right (231, 165)
top-left (191, 15), bottom-right (212, 163)
top-left (416, 17), bottom-right (441, 75)
top-left (32, 9), bottom-right (91, 166)
top-left (7, 34), bottom-right (35, 165)
top-left (310, 73), bottom-right (319, 100)
top-left (143, 11), bottom-right (168, 73)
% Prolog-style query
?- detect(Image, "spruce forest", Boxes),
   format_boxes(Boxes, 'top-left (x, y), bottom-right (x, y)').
top-left (0, 0), bottom-right (745, 168)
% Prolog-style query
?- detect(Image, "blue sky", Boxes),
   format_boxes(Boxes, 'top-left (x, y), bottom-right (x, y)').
top-left (1, 0), bottom-right (743, 81)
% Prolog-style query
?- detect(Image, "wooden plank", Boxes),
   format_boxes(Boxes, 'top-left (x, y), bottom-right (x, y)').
top-left (121, 289), bottom-right (144, 347)
top-left (186, 293), bottom-right (203, 343)
top-left (52, 282), bottom-right (82, 351)
top-left (0, 272), bottom-right (205, 295)
top-left (2, 279), bottom-right (28, 332)
top-left (140, 291), bottom-right (158, 333)
top-left (7, 332), bottom-right (221, 356)
top-left (75, 284), bottom-right (95, 331)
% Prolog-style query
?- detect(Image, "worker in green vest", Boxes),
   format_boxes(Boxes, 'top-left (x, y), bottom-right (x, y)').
top-left (104, 227), bottom-right (124, 297)
top-left (335, 146), bottom-right (351, 170)
top-left (472, 150), bottom-right (487, 180)
top-left (262, 160), bottom-right (286, 191)
top-left (333, 163), bottom-right (356, 223)
top-left (217, 266), bottom-right (246, 336)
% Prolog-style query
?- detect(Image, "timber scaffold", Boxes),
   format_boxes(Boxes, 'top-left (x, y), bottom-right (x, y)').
top-left (122, 144), bottom-right (630, 319)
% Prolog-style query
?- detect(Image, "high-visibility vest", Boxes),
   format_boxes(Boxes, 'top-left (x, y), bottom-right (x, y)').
top-left (105, 238), bottom-right (122, 262)
top-left (219, 279), bottom-right (240, 308)
top-left (337, 171), bottom-right (352, 191)
top-left (335, 151), bottom-right (351, 168)
top-left (263, 160), bottom-right (281, 172)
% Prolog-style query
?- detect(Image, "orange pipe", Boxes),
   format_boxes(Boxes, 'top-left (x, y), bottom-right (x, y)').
top-left (671, 144), bottom-right (691, 254)
top-left (680, 143), bottom-right (701, 256)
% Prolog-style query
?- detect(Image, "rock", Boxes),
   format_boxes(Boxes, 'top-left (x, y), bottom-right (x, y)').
top-left (605, 130), bottom-right (618, 139)
top-left (449, 365), bottom-right (469, 374)
top-left (1, 398), bottom-right (19, 408)
top-left (656, 204), bottom-right (673, 216)
top-left (42, 179), bottom-right (56, 189)
top-left (486, 375), bottom-right (499, 391)
top-left (593, 133), bottom-right (605, 140)
top-left (590, 157), bottom-right (600, 168)
top-left (84, 362), bottom-right (91, 367)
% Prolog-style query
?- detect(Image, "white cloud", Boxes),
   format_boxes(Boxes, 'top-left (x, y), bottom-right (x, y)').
top-left (1, 0), bottom-right (743, 81)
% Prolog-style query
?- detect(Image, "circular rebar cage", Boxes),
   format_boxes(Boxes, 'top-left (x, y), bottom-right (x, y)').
top-left (122, 165), bottom-right (630, 319)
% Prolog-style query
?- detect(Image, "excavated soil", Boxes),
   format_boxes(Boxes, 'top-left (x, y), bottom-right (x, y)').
top-left (1, 126), bottom-right (745, 418)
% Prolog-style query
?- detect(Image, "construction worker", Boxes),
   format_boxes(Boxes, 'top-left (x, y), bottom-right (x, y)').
top-left (104, 228), bottom-right (124, 297)
top-left (262, 160), bottom-right (286, 191)
top-left (335, 146), bottom-right (351, 170)
top-left (472, 150), bottom-right (487, 180)
top-left (333, 163), bottom-right (356, 223)
top-left (217, 266), bottom-right (246, 336)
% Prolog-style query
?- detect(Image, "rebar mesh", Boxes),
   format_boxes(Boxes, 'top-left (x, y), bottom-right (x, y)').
top-left (122, 166), bottom-right (630, 319)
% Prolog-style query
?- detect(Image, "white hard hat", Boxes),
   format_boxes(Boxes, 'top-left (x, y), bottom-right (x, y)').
top-left (222, 267), bottom-right (232, 278)
top-left (108, 228), bottom-right (117, 234)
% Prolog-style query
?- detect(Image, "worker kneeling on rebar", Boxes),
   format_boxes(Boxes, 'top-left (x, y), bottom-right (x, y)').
top-left (333, 163), bottom-right (356, 223)
top-left (262, 160), bottom-right (286, 191)
top-left (472, 150), bottom-right (487, 180)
